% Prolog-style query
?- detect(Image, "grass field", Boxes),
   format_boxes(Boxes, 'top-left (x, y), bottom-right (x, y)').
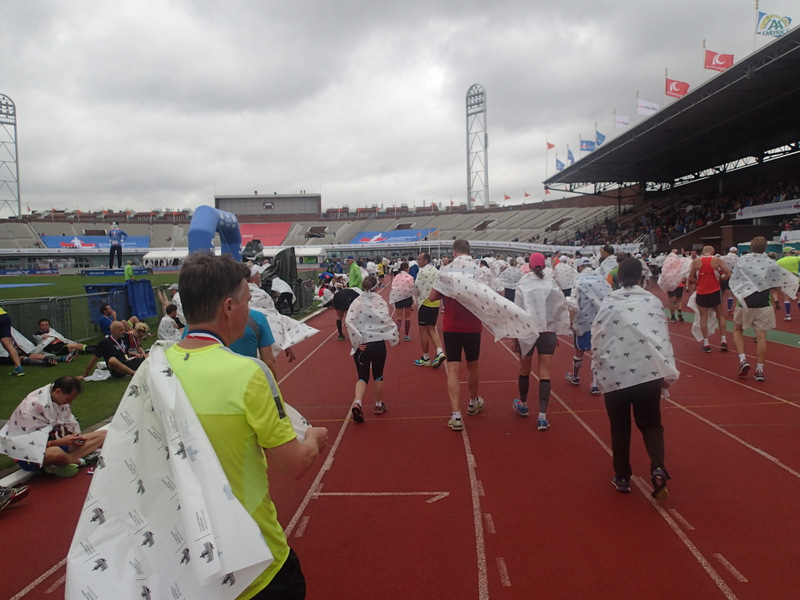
top-left (1, 272), bottom-right (320, 473)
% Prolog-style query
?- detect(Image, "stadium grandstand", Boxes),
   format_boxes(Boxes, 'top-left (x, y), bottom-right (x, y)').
top-left (2, 27), bottom-right (800, 273)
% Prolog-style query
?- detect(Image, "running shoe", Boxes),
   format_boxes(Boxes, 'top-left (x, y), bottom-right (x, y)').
top-left (611, 475), bottom-right (631, 493)
top-left (467, 397), bottom-right (485, 416)
top-left (64, 349), bottom-right (80, 362)
top-left (737, 361), bottom-right (750, 377)
top-left (651, 467), bottom-right (669, 500)
top-left (537, 418), bottom-right (550, 431)
top-left (448, 417), bottom-right (464, 431)
top-left (431, 353), bottom-right (446, 369)
top-left (351, 404), bottom-right (364, 423)
top-left (0, 491), bottom-right (11, 513)
top-left (82, 450), bottom-right (102, 466)
top-left (700, 345), bottom-right (711, 353)
top-left (45, 356), bottom-right (59, 367)
top-left (44, 463), bottom-right (79, 478)
top-left (414, 357), bottom-right (431, 367)
top-left (784, 315), bottom-right (792, 321)
top-left (590, 385), bottom-right (600, 396)
top-left (512, 399), bottom-right (529, 417)
top-left (669, 315), bottom-right (677, 323)
top-left (373, 402), bottom-right (388, 415)
top-left (9, 485), bottom-right (30, 504)
top-left (9, 366), bottom-right (25, 377)
top-left (403, 336), bottom-right (412, 342)
top-left (337, 335), bottom-right (346, 341)
top-left (564, 373), bottom-right (581, 385)
top-left (677, 313), bottom-right (684, 322)
top-left (720, 342), bottom-right (728, 352)
top-left (754, 370), bottom-right (766, 382)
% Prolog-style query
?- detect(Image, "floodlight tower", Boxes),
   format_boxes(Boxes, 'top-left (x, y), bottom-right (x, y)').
top-left (466, 84), bottom-right (489, 210)
top-left (0, 94), bottom-right (21, 217)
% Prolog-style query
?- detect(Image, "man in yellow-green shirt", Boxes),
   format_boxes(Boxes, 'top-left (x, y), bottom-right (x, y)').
top-left (169, 254), bottom-right (328, 600)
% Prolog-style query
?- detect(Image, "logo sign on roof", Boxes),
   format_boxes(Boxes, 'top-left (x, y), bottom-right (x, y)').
top-left (350, 229), bottom-right (438, 244)
top-left (756, 12), bottom-right (792, 37)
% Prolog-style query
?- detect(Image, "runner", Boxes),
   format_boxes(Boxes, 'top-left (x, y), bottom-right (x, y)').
top-left (688, 246), bottom-right (731, 352)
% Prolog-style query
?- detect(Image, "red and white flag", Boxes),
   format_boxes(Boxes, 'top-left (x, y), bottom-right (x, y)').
top-left (704, 50), bottom-right (734, 72)
top-left (665, 78), bottom-right (690, 98)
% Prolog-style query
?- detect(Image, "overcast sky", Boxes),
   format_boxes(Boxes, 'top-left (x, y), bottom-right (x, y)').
top-left (0, 0), bottom-right (795, 216)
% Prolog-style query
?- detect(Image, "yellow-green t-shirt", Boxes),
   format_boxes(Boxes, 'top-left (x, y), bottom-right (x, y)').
top-left (166, 343), bottom-right (297, 599)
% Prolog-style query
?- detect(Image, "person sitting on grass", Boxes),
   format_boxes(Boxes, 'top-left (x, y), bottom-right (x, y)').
top-left (83, 321), bottom-right (145, 378)
top-left (32, 318), bottom-right (94, 356)
top-left (0, 376), bottom-right (106, 478)
top-left (98, 303), bottom-right (139, 337)
top-left (158, 303), bottom-right (184, 342)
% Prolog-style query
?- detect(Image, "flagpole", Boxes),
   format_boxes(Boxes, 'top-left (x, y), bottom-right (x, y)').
top-left (664, 68), bottom-right (668, 105)
top-left (754, 0), bottom-right (758, 51)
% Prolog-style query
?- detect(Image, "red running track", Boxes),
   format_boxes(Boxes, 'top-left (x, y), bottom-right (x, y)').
top-left (3, 283), bottom-right (800, 599)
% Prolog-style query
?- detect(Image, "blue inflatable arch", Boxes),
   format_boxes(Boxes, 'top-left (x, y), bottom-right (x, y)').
top-left (187, 205), bottom-right (242, 262)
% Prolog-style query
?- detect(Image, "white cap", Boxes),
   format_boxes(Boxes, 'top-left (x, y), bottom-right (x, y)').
top-left (576, 257), bottom-right (592, 268)
top-left (558, 255), bottom-right (568, 263)
top-left (250, 265), bottom-right (262, 278)
top-left (729, 246), bottom-right (738, 253)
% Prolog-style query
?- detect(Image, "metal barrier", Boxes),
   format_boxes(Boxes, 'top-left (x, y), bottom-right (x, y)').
top-left (2, 289), bottom-right (129, 343)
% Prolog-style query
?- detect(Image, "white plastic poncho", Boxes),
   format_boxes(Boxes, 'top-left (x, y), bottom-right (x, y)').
top-left (685, 292), bottom-right (721, 341)
top-left (31, 326), bottom-right (79, 354)
top-left (599, 255), bottom-right (618, 277)
top-left (66, 343), bottom-right (273, 600)
top-left (657, 253), bottom-right (692, 292)
top-left (0, 327), bottom-right (35, 358)
top-left (731, 252), bottom-right (799, 308)
top-left (414, 263), bottom-right (438, 303)
top-left (495, 265), bottom-right (524, 290)
top-left (345, 291), bottom-right (400, 355)
top-left (0, 383), bottom-right (80, 465)
top-left (569, 269), bottom-right (612, 336)
top-left (591, 287), bottom-right (679, 394)
top-left (553, 262), bottom-right (578, 292)
top-left (433, 256), bottom-right (538, 343)
top-left (271, 276), bottom-right (296, 303)
top-left (389, 271), bottom-right (416, 305)
top-left (248, 283), bottom-right (318, 356)
top-left (514, 273), bottom-right (571, 356)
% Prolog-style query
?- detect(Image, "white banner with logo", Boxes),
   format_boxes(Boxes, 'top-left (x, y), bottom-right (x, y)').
top-left (735, 197), bottom-right (800, 220)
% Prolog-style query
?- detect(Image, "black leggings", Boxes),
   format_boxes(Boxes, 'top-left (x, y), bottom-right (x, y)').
top-left (109, 245), bottom-right (122, 268)
top-left (354, 341), bottom-right (387, 383)
top-left (604, 379), bottom-right (666, 480)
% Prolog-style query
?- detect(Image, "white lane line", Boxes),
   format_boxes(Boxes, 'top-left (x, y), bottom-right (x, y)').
top-left (501, 341), bottom-right (738, 600)
top-left (714, 553), bottom-right (748, 583)
top-left (9, 558), bottom-right (66, 600)
top-left (44, 574), bottom-right (66, 595)
top-left (295, 516), bottom-right (310, 538)
top-left (284, 403), bottom-right (351, 538)
top-left (277, 329), bottom-right (337, 386)
top-left (669, 509), bottom-right (695, 531)
top-left (314, 491), bottom-right (449, 504)
top-left (484, 513), bottom-right (496, 535)
top-left (461, 427), bottom-right (489, 600)
top-left (496, 557), bottom-right (512, 587)
top-left (664, 397), bottom-right (800, 481)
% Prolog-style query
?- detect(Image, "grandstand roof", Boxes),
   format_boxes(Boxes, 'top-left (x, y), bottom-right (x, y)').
top-left (544, 27), bottom-right (800, 189)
